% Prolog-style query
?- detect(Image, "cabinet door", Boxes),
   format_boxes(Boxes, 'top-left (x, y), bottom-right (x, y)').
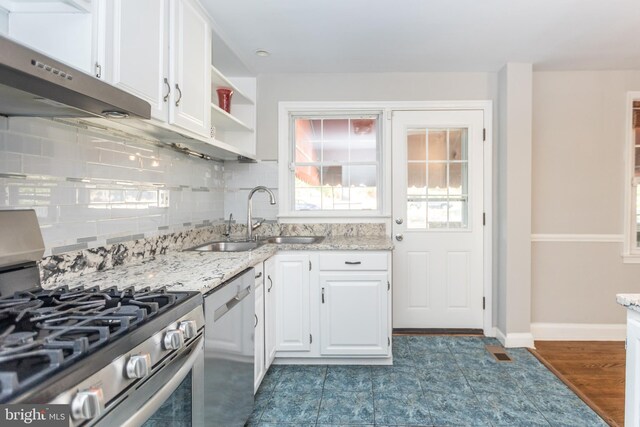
top-left (626, 313), bottom-right (640, 425)
top-left (264, 257), bottom-right (277, 367)
top-left (254, 282), bottom-right (265, 393)
top-left (169, 0), bottom-right (211, 137)
top-left (319, 272), bottom-right (389, 356)
top-left (103, 0), bottom-right (169, 121)
top-left (275, 254), bottom-right (311, 352)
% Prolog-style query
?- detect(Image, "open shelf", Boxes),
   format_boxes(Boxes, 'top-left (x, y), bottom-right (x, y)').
top-left (210, 65), bottom-right (254, 106)
top-left (210, 103), bottom-right (253, 133)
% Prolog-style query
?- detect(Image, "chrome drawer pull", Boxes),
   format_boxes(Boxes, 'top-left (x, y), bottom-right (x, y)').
top-left (345, 261), bottom-right (362, 265)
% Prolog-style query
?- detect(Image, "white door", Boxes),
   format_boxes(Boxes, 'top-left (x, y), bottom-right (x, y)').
top-left (264, 257), bottom-right (277, 367)
top-left (319, 273), bottom-right (389, 356)
top-left (392, 110), bottom-right (485, 329)
top-left (275, 254), bottom-right (311, 352)
top-left (169, 0), bottom-right (211, 137)
top-left (103, 0), bottom-right (169, 121)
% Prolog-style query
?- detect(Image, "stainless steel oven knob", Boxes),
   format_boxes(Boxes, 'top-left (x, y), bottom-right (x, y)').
top-left (163, 329), bottom-right (184, 350)
top-left (126, 353), bottom-right (151, 379)
top-left (71, 388), bottom-right (103, 420)
top-left (179, 320), bottom-right (197, 340)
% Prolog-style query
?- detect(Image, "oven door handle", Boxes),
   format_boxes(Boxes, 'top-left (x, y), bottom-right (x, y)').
top-left (119, 336), bottom-right (204, 427)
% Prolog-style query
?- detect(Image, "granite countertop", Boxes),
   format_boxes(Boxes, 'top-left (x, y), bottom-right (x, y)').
top-left (54, 236), bottom-right (394, 295)
top-left (617, 294), bottom-right (640, 313)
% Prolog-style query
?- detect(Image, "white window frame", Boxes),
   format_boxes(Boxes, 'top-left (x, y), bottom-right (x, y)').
top-left (278, 102), bottom-right (392, 222)
top-left (624, 91), bottom-right (640, 263)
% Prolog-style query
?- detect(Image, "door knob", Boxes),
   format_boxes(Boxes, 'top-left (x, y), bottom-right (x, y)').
top-left (395, 218), bottom-right (403, 225)
top-left (395, 234), bottom-right (403, 241)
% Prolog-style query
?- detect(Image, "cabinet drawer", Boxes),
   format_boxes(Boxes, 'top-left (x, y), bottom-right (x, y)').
top-left (254, 263), bottom-right (264, 287)
top-left (319, 253), bottom-right (388, 271)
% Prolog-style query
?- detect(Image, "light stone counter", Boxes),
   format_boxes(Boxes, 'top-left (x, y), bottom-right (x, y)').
top-left (49, 236), bottom-right (394, 295)
top-left (617, 294), bottom-right (640, 314)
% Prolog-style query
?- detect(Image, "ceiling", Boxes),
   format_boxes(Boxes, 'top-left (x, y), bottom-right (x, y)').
top-left (202, 0), bottom-right (640, 75)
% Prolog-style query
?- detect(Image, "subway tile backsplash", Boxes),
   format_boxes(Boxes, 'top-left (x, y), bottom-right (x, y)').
top-left (0, 117), bottom-right (225, 255)
top-left (224, 160), bottom-right (279, 221)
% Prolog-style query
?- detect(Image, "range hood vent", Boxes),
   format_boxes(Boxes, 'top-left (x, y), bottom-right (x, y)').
top-left (0, 35), bottom-right (151, 119)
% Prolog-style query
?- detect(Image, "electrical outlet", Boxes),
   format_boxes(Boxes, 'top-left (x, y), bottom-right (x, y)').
top-left (158, 190), bottom-right (170, 208)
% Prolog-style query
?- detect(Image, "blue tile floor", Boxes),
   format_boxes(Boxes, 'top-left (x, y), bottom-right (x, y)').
top-left (247, 335), bottom-right (608, 427)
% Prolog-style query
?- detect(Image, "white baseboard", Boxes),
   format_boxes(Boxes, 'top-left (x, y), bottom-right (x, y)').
top-left (496, 328), bottom-right (535, 348)
top-left (531, 322), bottom-right (626, 341)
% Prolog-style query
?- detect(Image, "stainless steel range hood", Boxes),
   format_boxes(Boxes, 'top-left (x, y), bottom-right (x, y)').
top-left (0, 35), bottom-right (151, 119)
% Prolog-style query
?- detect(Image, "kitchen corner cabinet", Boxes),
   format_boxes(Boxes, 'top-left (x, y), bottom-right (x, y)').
top-left (101, 0), bottom-right (211, 137)
top-left (254, 263), bottom-right (265, 392)
top-left (274, 251), bottom-right (392, 361)
top-left (275, 254), bottom-right (312, 352)
top-left (626, 309), bottom-right (640, 425)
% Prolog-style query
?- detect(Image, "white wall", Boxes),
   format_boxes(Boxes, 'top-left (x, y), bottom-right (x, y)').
top-left (0, 118), bottom-right (225, 255)
top-left (256, 72), bottom-right (498, 160)
top-left (531, 70), bottom-right (640, 326)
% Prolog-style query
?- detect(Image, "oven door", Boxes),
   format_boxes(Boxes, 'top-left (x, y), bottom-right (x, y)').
top-left (95, 335), bottom-right (204, 427)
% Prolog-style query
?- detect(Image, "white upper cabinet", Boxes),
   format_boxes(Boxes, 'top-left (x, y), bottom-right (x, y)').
top-left (169, 0), bottom-right (211, 137)
top-left (100, 0), bottom-right (211, 137)
top-left (1, 1), bottom-right (100, 74)
top-left (102, 0), bottom-right (169, 121)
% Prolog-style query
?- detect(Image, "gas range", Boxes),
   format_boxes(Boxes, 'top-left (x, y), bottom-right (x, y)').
top-left (0, 284), bottom-right (201, 403)
top-left (0, 210), bottom-right (205, 427)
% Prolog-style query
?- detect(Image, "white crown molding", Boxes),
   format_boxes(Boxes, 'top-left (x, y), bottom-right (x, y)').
top-left (531, 234), bottom-right (624, 243)
top-left (531, 322), bottom-right (626, 341)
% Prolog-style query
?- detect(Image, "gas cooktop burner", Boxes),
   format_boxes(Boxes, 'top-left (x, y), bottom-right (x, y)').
top-left (0, 284), bottom-right (196, 402)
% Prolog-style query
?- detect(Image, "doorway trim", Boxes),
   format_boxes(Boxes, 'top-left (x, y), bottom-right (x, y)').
top-left (277, 100), bottom-right (493, 336)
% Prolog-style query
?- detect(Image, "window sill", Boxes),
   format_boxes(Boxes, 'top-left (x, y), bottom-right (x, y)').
top-left (277, 213), bottom-right (390, 224)
top-left (622, 253), bottom-right (640, 264)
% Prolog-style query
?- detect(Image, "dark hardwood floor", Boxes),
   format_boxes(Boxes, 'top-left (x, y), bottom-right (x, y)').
top-left (531, 341), bottom-right (626, 427)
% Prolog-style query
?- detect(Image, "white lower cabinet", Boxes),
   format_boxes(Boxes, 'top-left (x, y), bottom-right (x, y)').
top-left (274, 251), bottom-right (392, 361)
top-left (319, 272), bottom-right (389, 356)
top-left (254, 264), bottom-right (265, 393)
top-left (264, 257), bottom-right (277, 368)
top-left (625, 309), bottom-right (640, 426)
top-left (275, 253), bottom-right (312, 353)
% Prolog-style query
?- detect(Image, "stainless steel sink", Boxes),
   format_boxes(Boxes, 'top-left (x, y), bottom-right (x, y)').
top-left (187, 240), bottom-right (263, 252)
top-left (261, 236), bottom-right (325, 244)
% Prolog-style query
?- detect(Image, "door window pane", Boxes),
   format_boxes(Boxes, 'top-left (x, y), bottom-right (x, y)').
top-left (407, 127), bottom-right (470, 230)
top-left (428, 130), bottom-right (447, 161)
top-left (408, 129), bottom-right (426, 161)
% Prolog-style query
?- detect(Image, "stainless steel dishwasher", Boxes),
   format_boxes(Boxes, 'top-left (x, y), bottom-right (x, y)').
top-left (203, 268), bottom-right (255, 427)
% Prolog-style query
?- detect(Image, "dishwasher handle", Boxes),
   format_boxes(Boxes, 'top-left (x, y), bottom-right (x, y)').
top-left (213, 285), bottom-right (251, 321)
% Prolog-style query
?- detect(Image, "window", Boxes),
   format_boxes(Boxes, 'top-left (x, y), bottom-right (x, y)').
top-left (631, 101), bottom-right (640, 247)
top-left (625, 95), bottom-right (640, 261)
top-left (287, 113), bottom-right (382, 214)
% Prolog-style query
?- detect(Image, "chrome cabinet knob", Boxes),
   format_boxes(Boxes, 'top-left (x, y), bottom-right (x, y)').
top-left (395, 234), bottom-right (404, 241)
top-left (126, 353), bottom-right (151, 379)
top-left (179, 320), bottom-right (197, 340)
top-left (395, 218), bottom-right (403, 224)
top-left (71, 389), bottom-right (103, 420)
top-left (163, 329), bottom-right (184, 350)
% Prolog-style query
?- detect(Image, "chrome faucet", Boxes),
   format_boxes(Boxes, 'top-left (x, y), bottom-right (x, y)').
top-left (247, 186), bottom-right (276, 241)
top-left (223, 213), bottom-right (233, 240)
